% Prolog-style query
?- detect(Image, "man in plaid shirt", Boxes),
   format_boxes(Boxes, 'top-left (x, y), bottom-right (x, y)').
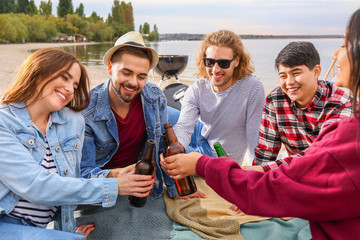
top-left (252, 41), bottom-right (352, 172)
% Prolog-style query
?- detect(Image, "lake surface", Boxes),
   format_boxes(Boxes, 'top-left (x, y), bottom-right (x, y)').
top-left (59, 38), bottom-right (342, 91)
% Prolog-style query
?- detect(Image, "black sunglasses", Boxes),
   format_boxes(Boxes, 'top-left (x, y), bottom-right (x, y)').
top-left (202, 55), bottom-right (237, 69)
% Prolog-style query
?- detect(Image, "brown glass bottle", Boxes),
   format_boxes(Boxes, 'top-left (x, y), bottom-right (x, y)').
top-left (163, 122), bottom-right (197, 196)
top-left (129, 139), bottom-right (156, 208)
top-left (162, 132), bottom-right (168, 157)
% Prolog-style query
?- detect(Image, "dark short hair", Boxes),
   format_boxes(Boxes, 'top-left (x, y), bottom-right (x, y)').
top-left (275, 41), bottom-right (320, 71)
top-left (111, 46), bottom-right (152, 66)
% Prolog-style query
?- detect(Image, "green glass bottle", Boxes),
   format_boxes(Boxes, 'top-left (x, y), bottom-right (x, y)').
top-left (214, 142), bottom-right (228, 157)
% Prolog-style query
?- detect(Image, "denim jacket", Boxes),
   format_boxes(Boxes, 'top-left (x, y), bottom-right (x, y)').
top-left (0, 103), bottom-right (118, 233)
top-left (81, 79), bottom-right (178, 198)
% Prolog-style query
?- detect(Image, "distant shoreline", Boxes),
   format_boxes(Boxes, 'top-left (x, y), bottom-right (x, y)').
top-left (159, 34), bottom-right (343, 41)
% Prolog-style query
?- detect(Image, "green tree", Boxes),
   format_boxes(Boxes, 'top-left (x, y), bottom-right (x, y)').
top-left (123, 2), bottom-right (134, 31)
top-left (0, 0), bottom-right (17, 13)
top-left (66, 14), bottom-right (89, 35)
top-left (0, 14), bottom-right (28, 42)
top-left (89, 11), bottom-right (102, 22)
top-left (39, 0), bottom-right (52, 16)
top-left (110, 0), bottom-right (134, 38)
top-left (89, 20), bottom-right (114, 41)
top-left (111, 0), bottom-right (122, 24)
top-left (26, 0), bottom-right (37, 15)
top-left (75, 3), bottom-right (85, 18)
top-left (142, 22), bottom-right (150, 34)
top-left (148, 25), bottom-right (159, 41)
top-left (55, 16), bottom-right (78, 34)
top-left (57, 0), bottom-right (73, 17)
top-left (18, 13), bottom-right (57, 41)
top-left (18, 0), bottom-right (37, 15)
top-left (139, 24), bottom-right (142, 34)
top-left (106, 13), bottom-right (112, 25)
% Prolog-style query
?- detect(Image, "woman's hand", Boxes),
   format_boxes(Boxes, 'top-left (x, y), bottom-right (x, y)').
top-left (110, 165), bottom-right (156, 197)
top-left (160, 152), bottom-right (202, 180)
top-left (76, 224), bottom-right (95, 237)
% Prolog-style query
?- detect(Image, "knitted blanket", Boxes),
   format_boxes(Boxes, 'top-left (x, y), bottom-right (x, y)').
top-left (164, 177), bottom-right (277, 240)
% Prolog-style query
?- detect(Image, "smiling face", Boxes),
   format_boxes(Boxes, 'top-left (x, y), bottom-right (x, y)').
top-left (204, 45), bottom-right (239, 92)
top-left (278, 64), bottom-right (321, 108)
top-left (32, 63), bottom-right (81, 113)
top-left (108, 52), bottom-right (150, 104)
top-left (332, 40), bottom-right (351, 89)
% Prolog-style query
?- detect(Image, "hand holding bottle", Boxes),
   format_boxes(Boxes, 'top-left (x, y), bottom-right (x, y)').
top-left (160, 152), bottom-right (202, 180)
top-left (108, 164), bottom-right (155, 197)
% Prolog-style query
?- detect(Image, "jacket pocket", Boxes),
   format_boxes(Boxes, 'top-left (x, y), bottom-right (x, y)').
top-left (60, 136), bottom-right (81, 169)
top-left (15, 130), bottom-right (36, 151)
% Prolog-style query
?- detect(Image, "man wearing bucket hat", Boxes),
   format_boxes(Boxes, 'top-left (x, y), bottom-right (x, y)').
top-left (80, 31), bottom-right (178, 201)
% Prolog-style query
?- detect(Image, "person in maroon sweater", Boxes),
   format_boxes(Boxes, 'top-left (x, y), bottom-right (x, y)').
top-left (161, 9), bottom-right (360, 240)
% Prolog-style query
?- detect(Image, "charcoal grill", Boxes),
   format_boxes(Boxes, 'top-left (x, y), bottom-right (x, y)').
top-left (154, 55), bottom-right (189, 110)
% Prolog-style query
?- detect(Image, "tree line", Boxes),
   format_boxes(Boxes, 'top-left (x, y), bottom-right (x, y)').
top-left (0, 0), bottom-right (159, 43)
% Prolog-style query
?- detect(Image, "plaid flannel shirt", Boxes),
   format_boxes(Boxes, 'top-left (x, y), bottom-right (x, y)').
top-left (253, 80), bottom-right (353, 172)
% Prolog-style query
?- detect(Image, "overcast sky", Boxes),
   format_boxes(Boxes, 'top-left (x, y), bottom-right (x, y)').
top-left (34, 0), bottom-right (360, 35)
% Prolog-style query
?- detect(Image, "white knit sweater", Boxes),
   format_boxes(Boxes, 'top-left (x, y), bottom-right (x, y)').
top-left (173, 75), bottom-right (265, 164)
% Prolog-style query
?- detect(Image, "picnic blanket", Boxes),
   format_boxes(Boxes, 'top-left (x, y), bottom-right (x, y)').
top-left (75, 195), bottom-right (173, 240)
top-left (74, 175), bottom-right (311, 240)
top-left (170, 218), bottom-right (311, 240)
top-left (164, 177), bottom-right (303, 240)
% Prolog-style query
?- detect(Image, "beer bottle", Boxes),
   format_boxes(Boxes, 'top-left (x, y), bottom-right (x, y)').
top-left (214, 142), bottom-right (228, 157)
top-left (163, 122), bottom-right (197, 196)
top-left (162, 132), bottom-right (168, 157)
top-left (129, 139), bottom-right (156, 208)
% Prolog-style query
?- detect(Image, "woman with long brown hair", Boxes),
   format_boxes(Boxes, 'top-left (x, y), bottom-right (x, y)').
top-left (0, 48), bottom-right (154, 237)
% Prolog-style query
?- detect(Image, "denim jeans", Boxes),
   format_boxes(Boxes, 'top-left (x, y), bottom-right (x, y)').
top-left (0, 215), bottom-right (85, 240)
top-left (167, 106), bottom-right (213, 157)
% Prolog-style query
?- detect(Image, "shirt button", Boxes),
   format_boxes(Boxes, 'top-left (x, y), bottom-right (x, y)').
top-left (74, 141), bottom-right (78, 149)
top-left (56, 146), bottom-right (61, 152)
top-left (107, 155), bottom-right (110, 159)
top-left (64, 169), bottom-right (69, 175)
top-left (109, 198), bottom-right (112, 204)
top-left (65, 217), bottom-right (69, 222)
top-left (28, 139), bottom-right (34, 145)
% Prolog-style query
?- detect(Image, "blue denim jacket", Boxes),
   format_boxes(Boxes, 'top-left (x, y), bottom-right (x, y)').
top-left (0, 102), bottom-right (118, 233)
top-left (81, 79), bottom-right (178, 198)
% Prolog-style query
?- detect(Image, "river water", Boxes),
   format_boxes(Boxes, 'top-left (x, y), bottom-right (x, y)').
top-left (59, 38), bottom-right (342, 91)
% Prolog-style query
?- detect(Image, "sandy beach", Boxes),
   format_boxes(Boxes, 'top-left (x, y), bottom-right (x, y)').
top-left (0, 42), bottom-right (193, 92)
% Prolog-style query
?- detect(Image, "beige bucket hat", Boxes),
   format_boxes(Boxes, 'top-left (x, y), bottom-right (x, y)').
top-left (103, 31), bottom-right (159, 69)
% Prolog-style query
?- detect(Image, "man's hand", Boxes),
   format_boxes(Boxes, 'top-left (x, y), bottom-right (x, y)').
top-left (173, 191), bottom-right (206, 200)
top-left (109, 165), bottom-right (156, 197)
top-left (241, 165), bottom-right (265, 172)
top-left (160, 152), bottom-right (202, 180)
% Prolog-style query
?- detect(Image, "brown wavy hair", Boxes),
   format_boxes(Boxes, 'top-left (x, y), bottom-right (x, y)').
top-left (1, 48), bottom-right (90, 112)
top-left (196, 29), bottom-right (255, 80)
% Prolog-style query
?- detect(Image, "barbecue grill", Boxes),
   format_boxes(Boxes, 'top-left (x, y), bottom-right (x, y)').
top-left (154, 55), bottom-right (189, 110)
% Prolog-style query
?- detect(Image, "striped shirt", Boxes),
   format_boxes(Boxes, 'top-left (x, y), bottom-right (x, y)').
top-left (253, 80), bottom-right (353, 172)
top-left (9, 138), bottom-right (58, 228)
